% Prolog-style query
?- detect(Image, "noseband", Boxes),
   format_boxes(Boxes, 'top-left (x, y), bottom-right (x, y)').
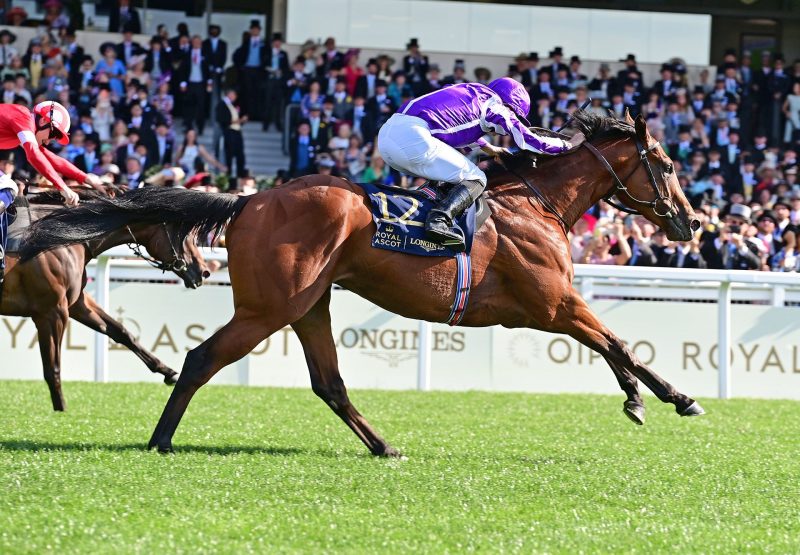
top-left (126, 223), bottom-right (188, 273)
top-left (583, 137), bottom-right (677, 219)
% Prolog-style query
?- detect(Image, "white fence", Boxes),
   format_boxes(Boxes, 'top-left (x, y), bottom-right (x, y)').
top-left (4, 246), bottom-right (800, 400)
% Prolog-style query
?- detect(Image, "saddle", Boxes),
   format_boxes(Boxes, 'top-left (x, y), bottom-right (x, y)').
top-left (5, 195), bottom-right (32, 254)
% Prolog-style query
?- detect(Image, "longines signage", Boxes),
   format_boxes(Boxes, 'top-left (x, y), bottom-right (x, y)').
top-left (2, 285), bottom-right (799, 399)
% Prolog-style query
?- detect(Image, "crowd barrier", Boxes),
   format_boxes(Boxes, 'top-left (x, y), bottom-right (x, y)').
top-left (3, 246), bottom-right (800, 401)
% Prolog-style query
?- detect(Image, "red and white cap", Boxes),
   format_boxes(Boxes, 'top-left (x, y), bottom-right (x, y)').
top-left (33, 101), bottom-right (71, 145)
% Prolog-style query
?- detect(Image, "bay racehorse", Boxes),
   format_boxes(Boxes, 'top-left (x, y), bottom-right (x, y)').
top-left (10, 190), bottom-right (209, 411)
top-left (23, 112), bottom-right (705, 455)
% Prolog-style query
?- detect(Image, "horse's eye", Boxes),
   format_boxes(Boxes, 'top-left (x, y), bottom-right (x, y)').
top-left (665, 163), bottom-right (674, 174)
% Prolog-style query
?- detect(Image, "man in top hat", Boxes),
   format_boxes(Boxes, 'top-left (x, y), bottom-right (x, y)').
top-left (330, 76), bottom-right (353, 120)
top-left (216, 88), bottom-right (247, 180)
top-left (699, 203), bottom-right (762, 270)
top-left (442, 59), bottom-right (467, 86)
top-left (109, 0), bottom-right (141, 34)
top-left (363, 79), bottom-right (396, 144)
top-left (355, 57), bottom-right (380, 99)
top-left (518, 52), bottom-right (539, 90)
top-left (402, 38), bottom-right (429, 96)
top-left (754, 209), bottom-right (782, 263)
top-left (263, 31), bottom-right (289, 131)
top-left (541, 46), bottom-right (567, 80)
top-left (144, 35), bottom-right (171, 84)
top-left (617, 53), bottom-right (642, 83)
top-left (651, 63), bottom-right (677, 100)
top-left (568, 55), bottom-right (587, 89)
top-left (176, 35), bottom-right (212, 134)
top-left (588, 63), bottom-right (617, 102)
top-left (233, 19), bottom-right (267, 122)
top-left (203, 24), bottom-right (228, 88)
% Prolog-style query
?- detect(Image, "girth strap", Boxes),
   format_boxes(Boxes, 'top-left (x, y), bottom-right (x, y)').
top-left (447, 251), bottom-right (471, 326)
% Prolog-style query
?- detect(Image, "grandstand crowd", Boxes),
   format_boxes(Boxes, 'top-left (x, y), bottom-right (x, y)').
top-left (3, 1), bottom-right (800, 271)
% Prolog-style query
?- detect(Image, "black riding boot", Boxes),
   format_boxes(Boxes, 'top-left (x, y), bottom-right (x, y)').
top-left (425, 180), bottom-right (483, 251)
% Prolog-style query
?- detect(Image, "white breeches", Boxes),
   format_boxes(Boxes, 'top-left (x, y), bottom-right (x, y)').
top-left (377, 114), bottom-right (487, 186)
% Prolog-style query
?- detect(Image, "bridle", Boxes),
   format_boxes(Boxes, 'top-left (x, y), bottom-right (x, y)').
top-left (583, 136), bottom-right (678, 219)
top-left (503, 132), bottom-right (677, 234)
top-left (126, 223), bottom-right (188, 273)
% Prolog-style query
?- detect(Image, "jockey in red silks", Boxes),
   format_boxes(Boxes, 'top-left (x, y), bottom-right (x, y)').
top-left (0, 101), bottom-right (104, 283)
top-left (378, 77), bottom-right (582, 250)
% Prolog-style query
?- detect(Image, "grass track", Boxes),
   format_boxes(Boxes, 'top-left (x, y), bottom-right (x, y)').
top-left (1, 381), bottom-right (798, 553)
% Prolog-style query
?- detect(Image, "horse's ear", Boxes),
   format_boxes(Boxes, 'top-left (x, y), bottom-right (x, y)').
top-left (623, 108), bottom-right (635, 126)
top-left (634, 113), bottom-right (648, 141)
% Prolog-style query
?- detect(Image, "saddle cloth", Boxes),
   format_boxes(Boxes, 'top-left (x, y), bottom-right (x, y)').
top-left (361, 182), bottom-right (482, 257)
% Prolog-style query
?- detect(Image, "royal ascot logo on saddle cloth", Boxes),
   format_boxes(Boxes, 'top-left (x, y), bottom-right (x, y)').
top-left (360, 182), bottom-right (476, 326)
top-left (360, 183), bottom-right (477, 256)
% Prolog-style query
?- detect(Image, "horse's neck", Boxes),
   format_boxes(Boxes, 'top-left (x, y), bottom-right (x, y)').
top-left (532, 139), bottom-right (635, 228)
top-left (87, 226), bottom-right (151, 258)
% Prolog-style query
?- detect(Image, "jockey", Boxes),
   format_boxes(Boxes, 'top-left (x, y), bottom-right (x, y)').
top-left (0, 101), bottom-right (103, 286)
top-left (378, 77), bottom-right (582, 249)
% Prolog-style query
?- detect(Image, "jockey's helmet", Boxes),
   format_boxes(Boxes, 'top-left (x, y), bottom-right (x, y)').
top-left (33, 101), bottom-right (71, 145)
top-left (488, 77), bottom-right (531, 121)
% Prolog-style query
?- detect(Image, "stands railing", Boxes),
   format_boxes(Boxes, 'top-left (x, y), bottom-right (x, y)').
top-left (83, 248), bottom-right (800, 399)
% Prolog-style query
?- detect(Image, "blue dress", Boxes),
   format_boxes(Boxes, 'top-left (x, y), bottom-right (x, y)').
top-left (94, 58), bottom-right (126, 97)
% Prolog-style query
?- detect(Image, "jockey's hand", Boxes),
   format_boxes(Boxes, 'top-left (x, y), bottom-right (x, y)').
top-left (481, 144), bottom-right (511, 161)
top-left (84, 173), bottom-right (106, 192)
top-left (60, 187), bottom-right (80, 207)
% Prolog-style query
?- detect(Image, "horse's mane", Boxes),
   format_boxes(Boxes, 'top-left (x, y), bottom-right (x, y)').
top-left (20, 186), bottom-right (249, 261)
top-left (26, 188), bottom-right (109, 205)
top-left (485, 111), bottom-right (635, 188)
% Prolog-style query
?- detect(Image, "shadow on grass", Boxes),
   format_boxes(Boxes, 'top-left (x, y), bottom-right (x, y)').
top-left (0, 439), bottom-right (310, 457)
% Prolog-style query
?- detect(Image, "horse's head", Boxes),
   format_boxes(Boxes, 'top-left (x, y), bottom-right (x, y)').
top-left (137, 223), bottom-right (210, 289)
top-left (613, 112), bottom-right (701, 241)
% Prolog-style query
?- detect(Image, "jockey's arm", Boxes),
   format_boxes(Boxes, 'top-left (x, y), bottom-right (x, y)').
top-left (484, 104), bottom-right (569, 155)
top-left (18, 135), bottom-right (81, 205)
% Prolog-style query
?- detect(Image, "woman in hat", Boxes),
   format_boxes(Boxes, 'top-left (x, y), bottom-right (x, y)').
top-left (378, 77), bottom-right (581, 251)
top-left (43, 0), bottom-right (70, 31)
top-left (300, 39), bottom-right (318, 75)
top-left (5, 6), bottom-right (28, 26)
top-left (376, 54), bottom-right (395, 81)
top-left (473, 67), bottom-right (491, 85)
top-left (95, 43), bottom-right (126, 98)
top-left (0, 30), bottom-right (18, 68)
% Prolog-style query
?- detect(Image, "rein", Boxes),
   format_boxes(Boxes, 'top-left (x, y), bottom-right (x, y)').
top-left (126, 224), bottom-right (188, 273)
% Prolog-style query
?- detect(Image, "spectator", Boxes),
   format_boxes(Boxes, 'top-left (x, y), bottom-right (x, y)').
top-left (203, 25), bottom-right (227, 89)
top-left (144, 37), bottom-right (170, 91)
top-left (116, 24), bottom-right (145, 68)
top-left (109, 0), bottom-right (141, 34)
top-left (74, 135), bottom-right (100, 174)
top-left (442, 59), bottom-right (467, 86)
top-left (355, 57), bottom-right (379, 99)
top-left (388, 70), bottom-right (413, 106)
top-left (329, 76), bottom-right (352, 120)
top-left (298, 39), bottom-right (318, 76)
top-left (376, 53), bottom-right (394, 81)
top-left (0, 29), bottom-right (18, 69)
top-left (217, 88), bottom-right (247, 179)
top-left (289, 120), bottom-right (317, 177)
top-left (362, 154), bottom-right (392, 185)
top-left (317, 37), bottom-right (343, 80)
top-left (179, 35), bottom-right (212, 134)
top-left (771, 230), bottom-right (798, 272)
top-left (402, 38), bottom-right (428, 96)
top-left (342, 48), bottom-right (363, 98)
top-left (363, 79), bottom-right (395, 144)
top-left (700, 204), bottom-right (761, 270)
top-left (264, 32), bottom-right (289, 131)
top-left (233, 19), bottom-right (266, 121)
top-left (43, 0), bottom-right (70, 31)
top-left (176, 128), bottom-right (226, 176)
top-left (307, 104), bottom-right (332, 148)
top-left (23, 38), bottom-right (46, 90)
top-left (342, 134), bottom-right (367, 180)
top-left (300, 80), bottom-right (324, 118)
top-left (123, 156), bottom-right (144, 189)
top-left (579, 223), bottom-right (631, 265)
top-left (96, 43), bottom-right (126, 98)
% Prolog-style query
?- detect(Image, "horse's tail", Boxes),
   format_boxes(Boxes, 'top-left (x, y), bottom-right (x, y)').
top-left (20, 187), bottom-right (252, 262)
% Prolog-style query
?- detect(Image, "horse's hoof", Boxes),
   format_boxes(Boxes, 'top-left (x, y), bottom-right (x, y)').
top-left (163, 372), bottom-right (179, 386)
top-left (623, 402), bottom-right (646, 425)
top-left (377, 445), bottom-right (404, 458)
top-left (679, 401), bottom-right (706, 417)
top-left (157, 443), bottom-right (174, 454)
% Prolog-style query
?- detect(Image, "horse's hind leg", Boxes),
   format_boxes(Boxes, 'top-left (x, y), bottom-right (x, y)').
top-left (554, 291), bottom-right (703, 419)
top-left (32, 307), bottom-right (69, 411)
top-left (148, 310), bottom-right (280, 453)
top-left (69, 293), bottom-right (178, 385)
top-left (292, 289), bottom-right (401, 457)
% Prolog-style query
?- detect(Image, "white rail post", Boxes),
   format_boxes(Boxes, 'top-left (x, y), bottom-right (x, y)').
top-left (417, 320), bottom-right (432, 391)
top-left (579, 277), bottom-right (594, 301)
top-left (94, 255), bottom-right (111, 383)
top-left (717, 280), bottom-right (732, 399)
top-left (772, 285), bottom-right (786, 307)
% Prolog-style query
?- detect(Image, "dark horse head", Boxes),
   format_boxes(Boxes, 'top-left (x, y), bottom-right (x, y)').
top-left (568, 110), bottom-right (700, 241)
top-left (20, 188), bottom-right (247, 289)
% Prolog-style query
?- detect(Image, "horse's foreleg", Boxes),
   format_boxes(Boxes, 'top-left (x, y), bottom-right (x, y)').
top-left (32, 308), bottom-right (69, 411)
top-left (148, 310), bottom-right (279, 453)
top-left (291, 289), bottom-right (401, 457)
top-left (554, 291), bottom-right (703, 418)
top-left (68, 293), bottom-right (178, 385)
top-left (604, 356), bottom-right (646, 425)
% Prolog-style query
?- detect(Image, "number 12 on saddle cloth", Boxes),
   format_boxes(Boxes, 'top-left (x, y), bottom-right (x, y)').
top-left (361, 183), bottom-right (477, 257)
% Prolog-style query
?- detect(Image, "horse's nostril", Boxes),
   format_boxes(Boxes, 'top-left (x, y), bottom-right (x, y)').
top-left (202, 270), bottom-right (211, 279)
top-left (690, 219), bottom-right (701, 232)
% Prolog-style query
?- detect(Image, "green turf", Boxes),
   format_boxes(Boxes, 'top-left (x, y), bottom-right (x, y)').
top-left (0, 381), bottom-right (798, 554)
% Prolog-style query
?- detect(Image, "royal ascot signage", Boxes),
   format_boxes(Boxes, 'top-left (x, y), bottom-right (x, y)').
top-left (2, 285), bottom-right (800, 400)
